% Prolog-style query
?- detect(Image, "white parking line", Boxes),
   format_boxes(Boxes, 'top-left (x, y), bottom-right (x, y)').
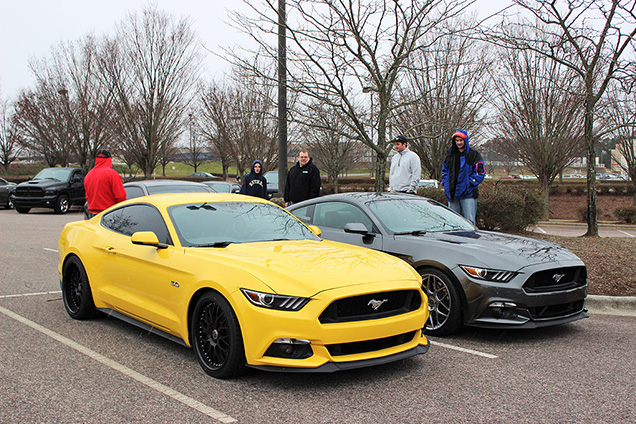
top-left (430, 340), bottom-right (498, 359)
top-left (43, 248), bottom-right (58, 253)
top-left (0, 290), bottom-right (61, 299)
top-left (617, 229), bottom-right (635, 238)
top-left (533, 226), bottom-right (547, 234)
top-left (0, 305), bottom-right (237, 423)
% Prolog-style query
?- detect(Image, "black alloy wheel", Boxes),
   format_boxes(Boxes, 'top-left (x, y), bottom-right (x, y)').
top-left (55, 195), bottom-right (70, 214)
top-left (62, 256), bottom-right (97, 319)
top-left (191, 292), bottom-right (246, 379)
top-left (420, 267), bottom-right (463, 336)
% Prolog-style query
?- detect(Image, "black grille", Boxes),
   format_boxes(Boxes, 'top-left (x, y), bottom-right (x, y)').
top-left (16, 186), bottom-right (45, 197)
top-left (319, 289), bottom-right (421, 324)
top-left (327, 331), bottom-right (417, 356)
top-left (528, 300), bottom-right (586, 319)
top-left (523, 266), bottom-right (587, 293)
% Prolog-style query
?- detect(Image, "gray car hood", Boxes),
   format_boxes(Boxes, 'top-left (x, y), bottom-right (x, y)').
top-left (398, 230), bottom-right (583, 271)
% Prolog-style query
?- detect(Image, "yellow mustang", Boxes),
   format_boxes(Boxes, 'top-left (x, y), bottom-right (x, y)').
top-left (58, 193), bottom-right (429, 378)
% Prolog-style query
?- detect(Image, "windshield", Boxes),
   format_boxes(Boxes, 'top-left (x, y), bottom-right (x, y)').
top-left (168, 201), bottom-right (319, 247)
top-left (147, 184), bottom-right (212, 195)
top-left (33, 168), bottom-right (73, 182)
top-left (367, 198), bottom-right (475, 233)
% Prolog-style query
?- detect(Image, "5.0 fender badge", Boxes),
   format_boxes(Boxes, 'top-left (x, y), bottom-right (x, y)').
top-left (171, 280), bottom-right (180, 288)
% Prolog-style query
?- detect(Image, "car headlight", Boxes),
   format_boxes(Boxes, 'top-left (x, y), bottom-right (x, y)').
top-left (241, 289), bottom-right (310, 311)
top-left (44, 189), bottom-right (57, 195)
top-left (460, 266), bottom-right (517, 283)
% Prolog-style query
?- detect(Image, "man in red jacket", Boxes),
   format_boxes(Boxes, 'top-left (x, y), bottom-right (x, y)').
top-left (84, 150), bottom-right (126, 218)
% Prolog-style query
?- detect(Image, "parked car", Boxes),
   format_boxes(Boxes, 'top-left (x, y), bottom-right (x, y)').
top-left (264, 171), bottom-right (279, 199)
top-left (59, 192), bottom-right (430, 378)
top-left (0, 177), bottom-right (16, 209)
top-left (83, 179), bottom-right (216, 219)
top-left (13, 167), bottom-right (86, 214)
top-left (417, 179), bottom-right (439, 190)
top-left (201, 180), bottom-right (241, 193)
top-left (188, 172), bottom-right (216, 179)
top-left (123, 179), bottom-right (216, 199)
top-left (288, 192), bottom-right (589, 336)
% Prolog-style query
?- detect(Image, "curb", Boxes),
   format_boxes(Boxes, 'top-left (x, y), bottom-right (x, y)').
top-left (536, 220), bottom-right (636, 229)
top-left (586, 295), bottom-right (636, 317)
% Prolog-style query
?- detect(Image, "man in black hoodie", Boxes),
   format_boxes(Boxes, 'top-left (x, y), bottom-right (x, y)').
top-left (239, 160), bottom-right (268, 199)
top-left (284, 150), bottom-right (321, 207)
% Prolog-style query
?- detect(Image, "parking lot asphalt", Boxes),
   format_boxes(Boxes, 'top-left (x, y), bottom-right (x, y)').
top-left (1, 208), bottom-right (636, 423)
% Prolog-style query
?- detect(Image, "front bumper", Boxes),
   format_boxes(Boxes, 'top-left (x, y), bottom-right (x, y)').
top-left (229, 281), bottom-right (429, 371)
top-left (454, 261), bottom-right (589, 329)
top-left (13, 195), bottom-right (59, 209)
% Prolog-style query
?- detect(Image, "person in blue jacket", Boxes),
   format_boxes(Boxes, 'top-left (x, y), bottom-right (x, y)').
top-left (239, 160), bottom-right (268, 199)
top-left (441, 130), bottom-right (486, 224)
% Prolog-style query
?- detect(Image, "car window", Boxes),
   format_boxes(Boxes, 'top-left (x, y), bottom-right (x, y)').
top-left (102, 204), bottom-right (172, 244)
top-left (313, 202), bottom-right (374, 231)
top-left (168, 201), bottom-right (319, 246)
top-left (125, 185), bottom-right (145, 199)
top-left (290, 205), bottom-right (314, 224)
top-left (146, 184), bottom-right (212, 195)
top-left (367, 198), bottom-right (474, 233)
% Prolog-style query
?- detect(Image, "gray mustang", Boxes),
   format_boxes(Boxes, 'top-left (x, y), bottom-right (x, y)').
top-left (288, 192), bottom-right (588, 336)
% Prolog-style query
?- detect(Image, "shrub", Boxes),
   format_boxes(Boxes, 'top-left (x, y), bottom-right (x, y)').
top-left (577, 206), bottom-right (603, 222)
top-left (476, 185), bottom-right (545, 232)
top-left (614, 206), bottom-right (636, 224)
top-left (418, 187), bottom-right (447, 204)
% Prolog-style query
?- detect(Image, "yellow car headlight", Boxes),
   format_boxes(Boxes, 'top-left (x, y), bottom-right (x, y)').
top-left (241, 289), bottom-right (310, 311)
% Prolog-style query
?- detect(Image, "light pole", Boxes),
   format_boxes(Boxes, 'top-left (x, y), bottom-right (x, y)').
top-left (277, 0), bottom-right (288, 197)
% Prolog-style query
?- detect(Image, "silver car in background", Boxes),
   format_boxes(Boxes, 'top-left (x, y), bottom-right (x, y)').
top-left (288, 192), bottom-right (588, 336)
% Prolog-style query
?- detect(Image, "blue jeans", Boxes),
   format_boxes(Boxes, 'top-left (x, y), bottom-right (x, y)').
top-left (448, 198), bottom-right (477, 225)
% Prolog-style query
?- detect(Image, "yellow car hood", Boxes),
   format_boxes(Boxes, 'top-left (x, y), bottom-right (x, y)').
top-left (186, 239), bottom-right (418, 296)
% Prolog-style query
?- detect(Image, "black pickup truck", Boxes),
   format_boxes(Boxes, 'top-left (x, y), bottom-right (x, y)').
top-left (13, 167), bottom-right (86, 214)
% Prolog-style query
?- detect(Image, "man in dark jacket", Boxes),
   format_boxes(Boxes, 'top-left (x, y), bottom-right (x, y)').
top-left (284, 150), bottom-right (321, 207)
top-left (239, 160), bottom-right (268, 199)
top-left (441, 130), bottom-right (486, 224)
top-left (84, 150), bottom-right (127, 218)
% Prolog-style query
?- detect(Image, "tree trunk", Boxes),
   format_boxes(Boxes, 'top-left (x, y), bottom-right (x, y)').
top-left (374, 153), bottom-right (387, 193)
top-left (584, 102), bottom-right (598, 237)
top-left (541, 179), bottom-right (550, 220)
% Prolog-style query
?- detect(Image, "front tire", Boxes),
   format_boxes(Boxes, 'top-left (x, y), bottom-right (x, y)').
top-left (15, 206), bottom-right (30, 214)
top-left (54, 195), bottom-right (70, 214)
top-left (191, 292), bottom-right (246, 379)
top-left (420, 267), bottom-right (463, 336)
top-left (62, 256), bottom-right (97, 319)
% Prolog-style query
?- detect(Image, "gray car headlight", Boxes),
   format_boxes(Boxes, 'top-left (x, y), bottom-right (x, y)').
top-left (241, 289), bottom-right (310, 311)
top-left (460, 266), bottom-right (517, 283)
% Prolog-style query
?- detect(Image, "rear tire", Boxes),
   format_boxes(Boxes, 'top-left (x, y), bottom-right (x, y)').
top-left (420, 267), bottom-right (463, 336)
top-left (191, 292), bottom-right (246, 379)
top-left (62, 256), bottom-right (97, 319)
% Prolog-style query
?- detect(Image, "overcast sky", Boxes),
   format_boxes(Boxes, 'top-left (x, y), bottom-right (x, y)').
top-left (0, 0), bottom-right (512, 101)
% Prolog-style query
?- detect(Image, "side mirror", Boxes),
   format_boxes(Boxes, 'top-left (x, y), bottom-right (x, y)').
top-left (131, 231), bottom-right (169, 249)
top-left (308, 225), bottom-right (322, 237)
top-left (344, 222), bottom-right (370, 235)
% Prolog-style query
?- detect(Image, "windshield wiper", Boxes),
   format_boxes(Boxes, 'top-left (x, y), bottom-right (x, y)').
top-left (194, 241), bottom-right (232, 248)
top-left (394, 230), bottom-right (427, 236)
top-left (187, 203), bottom-right (216, 211)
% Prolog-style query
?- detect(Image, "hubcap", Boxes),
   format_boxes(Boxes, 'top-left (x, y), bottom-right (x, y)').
top-left (421, 273), bottom-right (451, 331)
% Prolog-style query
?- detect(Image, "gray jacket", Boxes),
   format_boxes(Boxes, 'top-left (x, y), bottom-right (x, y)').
top-left (389, 148), bottom-right (421, 192)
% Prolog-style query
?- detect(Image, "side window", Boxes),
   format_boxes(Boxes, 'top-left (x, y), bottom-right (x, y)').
top-left (125, 186), bottom-right (145, 199)
top-left (290, 205), bottom-right (314, 224)
top-left (313, 202), bottom-right (374, 231)
top-left (102, 204), bottom-right (172, 244)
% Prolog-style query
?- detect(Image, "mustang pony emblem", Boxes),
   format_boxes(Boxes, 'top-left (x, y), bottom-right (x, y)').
top-left (552, 273), bottom-right (566, 283)
top-left (368, 299), bottom-right (389, 310)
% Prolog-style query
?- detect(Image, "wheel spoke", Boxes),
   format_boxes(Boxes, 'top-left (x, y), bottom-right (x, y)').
top-left (422, 273), bottom-right (451, 331)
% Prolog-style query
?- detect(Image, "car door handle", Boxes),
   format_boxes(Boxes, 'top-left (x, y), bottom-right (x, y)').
top-left (105, 246), bottom-right (117, 253)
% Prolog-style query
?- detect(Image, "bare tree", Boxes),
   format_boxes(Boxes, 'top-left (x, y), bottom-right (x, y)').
top-left (0, 98), bottom-right (23, 174)
top-left (485, 0), bottom-right (636, 235)
top-left (182, 112), bottom-right (206, 173)
top-left (490, 43), bottom-right (586, 218)
top-left (100, 6), bottom-right (202, 178)
top-left (603, 84), bottom-right (636, 205)
top-left (303, 102), bottom-right (364, 192)
top-left (395, 20), bottom-right (491, 181)
top-left (199, 82), bottom-right (235, 180)
top-left (231, 0), bottom-right (472, 192)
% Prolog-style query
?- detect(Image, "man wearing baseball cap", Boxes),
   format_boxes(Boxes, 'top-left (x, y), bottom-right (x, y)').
top-left (84, 150), bottom-right (127, 218)
top-left (441, 130), bottom-right (486, 224)
top-left (388, 135), bottom-right (421, 194)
